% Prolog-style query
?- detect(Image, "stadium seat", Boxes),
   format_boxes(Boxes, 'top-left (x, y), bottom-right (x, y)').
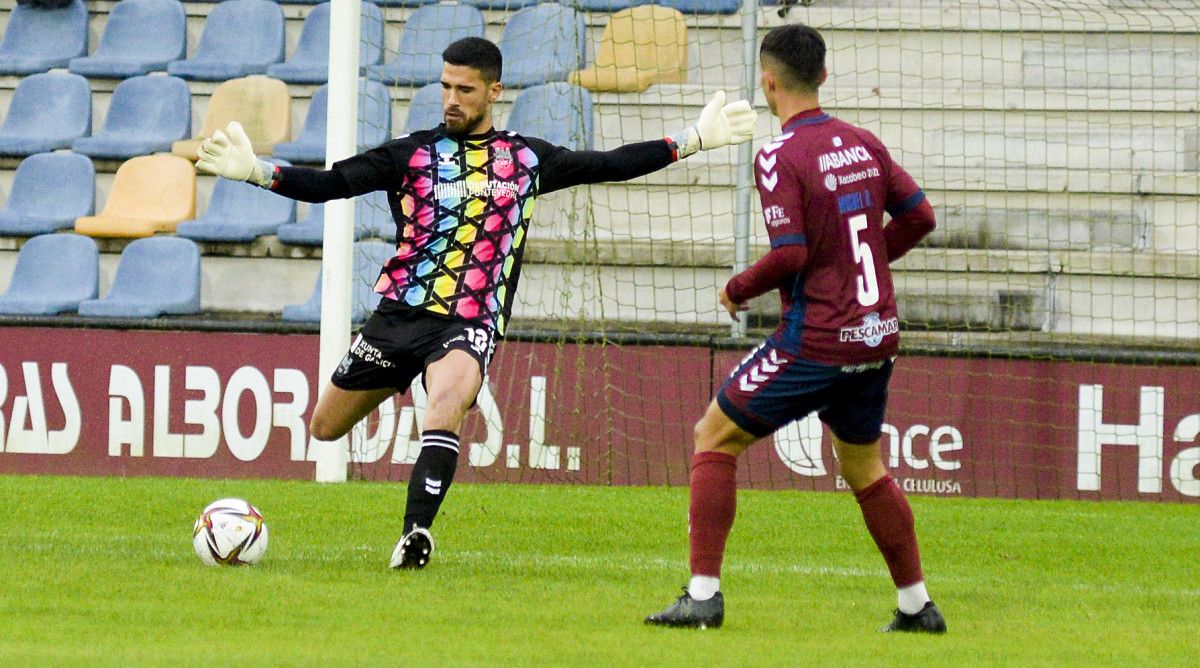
top-left (569, 0), bottom-right (642, 10)
top-left (403, 83), bottom-right (444, 133)
top-left (167, 0), bottom-right (285, 81)
top-left (171, 76), bottom-right (291, 159)
top-left (0, 0), bottom-right (88, 75)
top-left (0, 152), bottom-right (95, 236)
top-left (369, 0), bottom-right (438, 7)
top-left (177, 160), bottom-right (296, 242)
top-left (78, 237), bottom-right (202, 318)
top-left (74, 155), bottom-right (196, 238)
top-left (506, 82), bottom-right (593, 151)
top-left (499, 5), bottom-right (587, 88)
top-left (0, 72), bottom-right (92, 156)
top-left (277, 190), bottom-right (395, 246)
top-left (0, 233), bottom-right (99, 315)
top-left (67, 0), bottom-right (186, 78)
top-left (266, 2), bottom-right (384, 84)
top-left (272, 81), bottom-right (393, 164)
top-left (283, 240), bottom-right (394, 323)
top-left (365, 4), bottom-right (485, 86)
top-left (353, 190), bottom-right (396, 242)
top-left (656, 0), bottom-right (740, 14)
top-left (71, 75), bottom-right (192, 159)
top-left (455, 0), bottom-right (539, 12)
top-left (569, 5), bottom-right (687, 93)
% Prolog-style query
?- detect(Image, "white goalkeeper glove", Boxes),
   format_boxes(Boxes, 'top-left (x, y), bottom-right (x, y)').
top-left (195, 121), bottom-right (275, 188)
top-left (670, 90), bottom-right (758, 159)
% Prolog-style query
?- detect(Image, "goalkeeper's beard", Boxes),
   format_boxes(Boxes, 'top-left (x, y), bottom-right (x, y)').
top-left (444, 108), bottom-right (486, 137)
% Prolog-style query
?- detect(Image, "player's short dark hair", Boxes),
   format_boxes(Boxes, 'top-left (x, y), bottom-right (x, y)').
top-left (442, 37), bottom-right (503, 83)
top-left (760, 24), bottom-right (826, 92)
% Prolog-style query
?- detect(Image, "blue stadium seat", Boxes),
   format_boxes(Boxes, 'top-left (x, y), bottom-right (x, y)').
top-left (569, 0), bottom-right (643, 10)
top-left (266, 2), bottom-right (384, 84)
top-left (506, 82), bottom-right (593, 151)
top-left (403, 82), bottom-right (443, 133)
top-left (283, 240), bottom-right (394, 323)
top-left (276, 204), bottom-right (326, 246)
top-left (365, 4), bottom-right (485, 86)
top-left (0, 72), bottom-right (92, 156)
top-left (499, 5), bottom-right (587, 88)
top-left (67, 0), bottom-right (186, 78)
top-left (0, 152), bottom-right (95, 236)
top-left (272, 81), bottom-right (393, 164)
top-left (276, 191), bottom-right (395, 246)
top-left (457, 0), bottom-right (540, 10)
top-left (78, 237), bottom-right (202, 318)
top-left (656, 0), bottom-right (741, 14)
top-left (167, 0), bottom-right (285, 81)
top-left (369, 0), bottom-right (438, 7)
top-left (71, 75), bottom-right (192, 159)
top-left (353, 190), bottom-right (396, 242)
top-left (0, 0), bottom-right (88, 75)
top-left (0, 233), bottom-right (99, 315)
top-left (176, 160), bottom-right (296, 242)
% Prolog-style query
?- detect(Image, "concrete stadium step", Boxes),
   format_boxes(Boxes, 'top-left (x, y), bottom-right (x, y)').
top-left (1, 231), bottom-right (1195, 337)
top-left (1, 167), bottom-right (1196, 256)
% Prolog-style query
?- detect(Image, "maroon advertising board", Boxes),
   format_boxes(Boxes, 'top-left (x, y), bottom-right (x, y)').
top-left (1, 326), bottom-right (1197, 502)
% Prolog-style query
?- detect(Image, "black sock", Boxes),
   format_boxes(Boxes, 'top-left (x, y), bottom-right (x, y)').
top-left (404, 430), bottom-right (460, 533)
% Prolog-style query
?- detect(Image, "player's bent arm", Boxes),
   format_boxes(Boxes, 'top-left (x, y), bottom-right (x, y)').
top-left (724, 245), bottom-right (808, 304)
top-left (883, 196), bottom-right (937, 262)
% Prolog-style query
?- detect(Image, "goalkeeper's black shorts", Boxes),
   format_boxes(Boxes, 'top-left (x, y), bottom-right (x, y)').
top-left (330, 298), bottom-right (496, 393)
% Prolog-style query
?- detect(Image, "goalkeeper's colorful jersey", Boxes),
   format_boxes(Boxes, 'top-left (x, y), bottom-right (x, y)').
top-left (332, 125), bottom-right (674, 336)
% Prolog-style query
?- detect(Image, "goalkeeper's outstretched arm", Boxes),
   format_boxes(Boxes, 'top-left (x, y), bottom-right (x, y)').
top-left (194, 122), bottom-right (382, 203)
top-left (537, 91), bottom-right (758, 194)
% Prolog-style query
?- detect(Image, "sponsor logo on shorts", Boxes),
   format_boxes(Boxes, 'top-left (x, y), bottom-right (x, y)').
top-left (839, 313), bottom-right (899, 347)
top-left (351, 335), bottom-right (394, 368)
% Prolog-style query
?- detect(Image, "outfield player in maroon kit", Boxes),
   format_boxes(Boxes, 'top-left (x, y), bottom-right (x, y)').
top-left (646, 24), bottom-right (945, 632)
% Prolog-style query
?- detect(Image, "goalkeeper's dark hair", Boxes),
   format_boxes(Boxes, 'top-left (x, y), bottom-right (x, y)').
top-left (443, 37), bottom-right (503, 83)
top-left (760, 24), bottom-right (826, 92)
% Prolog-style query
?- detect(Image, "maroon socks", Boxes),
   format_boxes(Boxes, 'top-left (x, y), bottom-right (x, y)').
top-left (854, 475), bottom-right (925, 588)
top-left (688, 451), bottom-right (738, 577)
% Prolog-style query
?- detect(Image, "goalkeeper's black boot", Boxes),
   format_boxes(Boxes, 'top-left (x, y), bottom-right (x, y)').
top-left (882, 601), bottom-right (947, 633)
top-left (389, 527), bottom-right (434, 569)
top-left (645, 589), bottom-right (724, 629)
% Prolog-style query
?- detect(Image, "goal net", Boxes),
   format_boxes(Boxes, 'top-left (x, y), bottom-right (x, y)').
top-left (334, 0), bottom-right (1200, 502)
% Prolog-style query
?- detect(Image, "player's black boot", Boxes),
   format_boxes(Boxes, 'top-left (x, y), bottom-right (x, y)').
top-left (882, 601), bottom-right (947, 633)
top-left (389, 527), bottom-right (434, 569)
top-left (645, 589), bottom-right (724, 629)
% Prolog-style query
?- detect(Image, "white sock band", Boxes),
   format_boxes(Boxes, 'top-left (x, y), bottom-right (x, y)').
top-left (897, 581), bottom-right (931, 614)
top-left (688, 575), bottom-right (720, 601)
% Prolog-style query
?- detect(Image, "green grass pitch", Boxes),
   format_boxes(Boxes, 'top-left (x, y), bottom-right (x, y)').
top-left (1, 475), bottom-right (1196, 666)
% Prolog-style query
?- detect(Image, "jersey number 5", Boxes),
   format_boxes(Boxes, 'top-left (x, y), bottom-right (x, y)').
top-left (847, 213), bottom-right (880, 307)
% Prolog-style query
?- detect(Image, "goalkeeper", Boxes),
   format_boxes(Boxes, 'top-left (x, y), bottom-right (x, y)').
top-left (196, 37), bottom-right (757, 570)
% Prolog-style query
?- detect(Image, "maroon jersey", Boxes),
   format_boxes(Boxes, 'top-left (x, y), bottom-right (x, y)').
top-left (753, 108), bottom-right (929, 365)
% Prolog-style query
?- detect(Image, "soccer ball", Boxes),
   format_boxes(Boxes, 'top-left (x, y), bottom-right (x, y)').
top-left (192, 498), bottom-right (269, 566)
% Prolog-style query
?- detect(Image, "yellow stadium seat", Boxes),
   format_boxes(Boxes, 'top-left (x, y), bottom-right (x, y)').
top-left (74, 154), bottom-right (196, 238)
top-left (171, 75), bottom-right (291, 160)
top-left (569, 6), bottom-right (687, 93)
